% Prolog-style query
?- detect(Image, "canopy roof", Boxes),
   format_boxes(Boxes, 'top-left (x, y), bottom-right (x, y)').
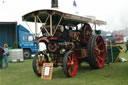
top-left (22, 9), bottom-right (106, 26)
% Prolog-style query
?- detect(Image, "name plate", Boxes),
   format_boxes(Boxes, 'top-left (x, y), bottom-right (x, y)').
top-left (41, 63), bottom-right (53, 80)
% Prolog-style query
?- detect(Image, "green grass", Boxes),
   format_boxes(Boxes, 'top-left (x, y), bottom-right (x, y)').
top-left (0, 44), bottom-right (128, 85)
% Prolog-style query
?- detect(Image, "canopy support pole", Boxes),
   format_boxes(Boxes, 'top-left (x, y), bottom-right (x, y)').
top-left (34, 16), bottom-right (38, 36)
top-left (50, 15), bottom-right (53, 36)
top-left (53, 16), bottom-right (63, 35)
top-left (37, 15), bottom-right (50, 35)
top-left (25, 21), bottom-right (33, 34)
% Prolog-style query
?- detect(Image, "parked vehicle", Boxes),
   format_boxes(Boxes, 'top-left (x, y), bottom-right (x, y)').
top-left (0, 22), bottom-right (39, 59)
top-left (104, 34), bottom-right (117, 44)
top-left (104, 33), bottom-right (124, 44)
top-left (114, 33), bottom-right (124, 44)
top-left (22, 9), bottom-right (106, 77)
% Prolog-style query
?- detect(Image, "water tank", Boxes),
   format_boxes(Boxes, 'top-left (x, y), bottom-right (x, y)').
top-left (9, 49), bottom-right (24, 62)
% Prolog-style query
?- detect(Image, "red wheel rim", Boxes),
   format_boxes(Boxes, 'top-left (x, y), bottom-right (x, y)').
top-left (95, 36), bottom-right (105, 68)
top-left (67, 52), bottom-right (78, 77)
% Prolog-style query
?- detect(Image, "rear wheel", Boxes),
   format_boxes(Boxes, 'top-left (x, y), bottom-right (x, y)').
top-left (32, 51), bottom-right (49, 77)
top-left (88, 35), bottom-right (106, 69)
top-left (63, 51), bottom-right (78, 77)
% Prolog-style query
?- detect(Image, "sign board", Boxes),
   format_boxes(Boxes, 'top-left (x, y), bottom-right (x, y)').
top-left (41, 63), bottom-right (53, 80)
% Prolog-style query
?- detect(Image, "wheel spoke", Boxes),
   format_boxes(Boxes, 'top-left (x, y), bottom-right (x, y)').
top-left (71, 54), bottom-right (75, 61)
top-left (71, 64), bottom-right (75, 71)
top-left (95, 51), bottom-right (98, 56)
top-left (68, 56), bottom-right (72, 61)
top-left (96, 58), bottom-right (100, 65)
top-left (97, 56), bottom-right (103, 61)
top-left (97, 42), bottom-right (103, 48)
top-left (38, 67), bottom-right (41, 74)
top-left (68, 66), bottom-right (72, 74)
top-left (100, 49), bottom-right (105, 53)
top-left (96, 37), bottom-right (100, 42)
top-left (40, 56), bottom-right (42, 61)
top-left (67, 61), bottom-right (72, 65)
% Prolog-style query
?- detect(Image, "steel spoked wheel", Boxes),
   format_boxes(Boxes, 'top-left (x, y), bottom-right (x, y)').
top-left (95, 36), bottom-right (106, 67)
top-left (32, 51), bottom-right (49, 77)
top-left (88, 35), bottom-right (106, 69)
top-left (63, 51), bottom-right (78, 77)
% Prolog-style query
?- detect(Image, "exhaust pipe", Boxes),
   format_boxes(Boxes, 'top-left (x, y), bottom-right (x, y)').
top-left (51, 0), bottom-right (58, 8)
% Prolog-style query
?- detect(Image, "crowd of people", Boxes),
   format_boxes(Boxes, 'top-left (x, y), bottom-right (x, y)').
top-left (0, 44), bottom-right (9, 69)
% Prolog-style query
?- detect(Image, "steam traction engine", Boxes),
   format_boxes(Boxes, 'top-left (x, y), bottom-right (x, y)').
top-left (22, 9), bottom-right (106, 77)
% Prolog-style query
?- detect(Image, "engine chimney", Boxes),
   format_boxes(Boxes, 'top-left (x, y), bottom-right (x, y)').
top-left (51, 0), bottom-right (58, 8)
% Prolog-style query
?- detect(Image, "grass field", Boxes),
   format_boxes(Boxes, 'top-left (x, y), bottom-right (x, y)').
top-left (0, 44), bottom-right (128, 85)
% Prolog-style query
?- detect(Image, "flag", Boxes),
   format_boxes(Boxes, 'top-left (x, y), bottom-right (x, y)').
top-left (73, 0), bottom-right (77, 7)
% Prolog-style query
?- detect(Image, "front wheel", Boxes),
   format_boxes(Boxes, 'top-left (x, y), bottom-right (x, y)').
top-left (63, 51), bottom-right (78, 77)
top-left (32, 51), bottom-right (49, 77)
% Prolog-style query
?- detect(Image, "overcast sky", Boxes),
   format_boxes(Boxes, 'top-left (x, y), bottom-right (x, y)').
top-left (0, 0), bottom-right (128, 32)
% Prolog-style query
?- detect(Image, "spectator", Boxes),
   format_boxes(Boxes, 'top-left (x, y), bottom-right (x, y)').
top-left (0, 46), bottom-right (4, 69)
top-left (3, 44), bottom-right (9, 68)
top-left (125, 40), bottom-right (128, 53)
